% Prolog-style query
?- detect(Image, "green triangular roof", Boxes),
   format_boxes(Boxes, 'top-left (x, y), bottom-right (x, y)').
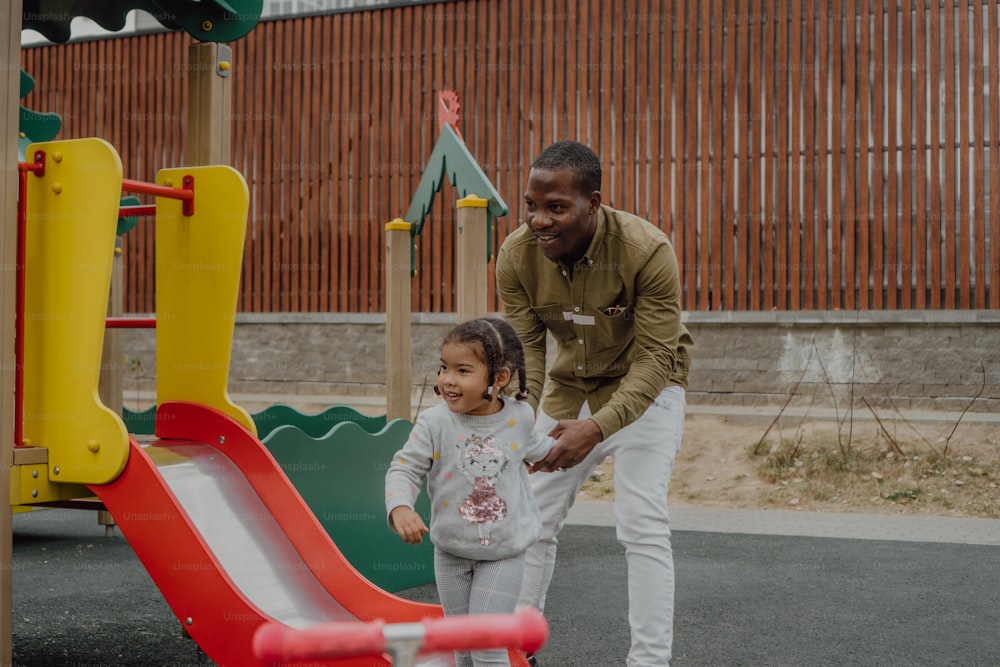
top-left (404, 124), bottom-right (507, 234)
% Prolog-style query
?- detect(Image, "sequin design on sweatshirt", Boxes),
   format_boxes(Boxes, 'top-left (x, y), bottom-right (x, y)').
top-left (457, 434), bottom-right (510, 545)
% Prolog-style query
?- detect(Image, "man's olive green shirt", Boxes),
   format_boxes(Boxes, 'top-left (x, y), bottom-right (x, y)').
top-left (496, 205), bottom-right (693, 440)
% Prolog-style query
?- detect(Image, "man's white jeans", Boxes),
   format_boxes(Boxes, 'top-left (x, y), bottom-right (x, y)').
top-left (517, 385), bottom-right (685, 666)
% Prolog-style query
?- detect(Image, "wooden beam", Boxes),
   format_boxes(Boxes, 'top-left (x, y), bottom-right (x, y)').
top-left (384, 220), bottom-right (412, 422)
top-left (186, 42), bottom-right (233, 166)
top-left (1, 3), bottom-right (24, 662)
top-left (455, 195), bottom-right (489, 322)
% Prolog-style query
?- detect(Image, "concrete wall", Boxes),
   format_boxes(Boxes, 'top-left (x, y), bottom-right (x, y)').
top-left (121, 311), bottom-right (1000, 414)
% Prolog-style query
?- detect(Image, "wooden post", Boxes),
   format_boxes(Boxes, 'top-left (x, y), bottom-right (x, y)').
top-left (1, 2), bottom-right (24, 662)
top-left (98, 238), bottom-right (124, 417)
top-left (455, 194), bottom-right (490, 322)
top-left (97, 237), bottom-right (124, 534)
top-left (186, 42), bottom-right (233, 166)
top-left (384, 219), bottom-right (413, 422)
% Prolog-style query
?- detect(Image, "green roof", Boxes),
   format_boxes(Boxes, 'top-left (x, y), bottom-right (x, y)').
top-left (23, 0), bottom-right (263, 43)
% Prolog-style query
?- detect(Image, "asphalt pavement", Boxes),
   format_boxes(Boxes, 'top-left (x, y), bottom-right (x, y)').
top-left (10, 503), bottom-right (1000, 666)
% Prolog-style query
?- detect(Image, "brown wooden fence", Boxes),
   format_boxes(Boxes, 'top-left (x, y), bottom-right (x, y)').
top-left (20, 0), bottom-right (1000, 312)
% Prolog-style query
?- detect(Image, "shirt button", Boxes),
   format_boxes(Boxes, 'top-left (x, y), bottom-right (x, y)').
top-left (561, 270), bottom-right (567, 276)
top-left (578, 339), bottom-right (584, 345)
top-left (573, 306), bottom-right (580, 312)
top-left (577, 365), bottom-right (583, 370)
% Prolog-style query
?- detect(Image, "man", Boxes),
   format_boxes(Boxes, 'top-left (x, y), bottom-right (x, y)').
top-left (495, 140), bottom-right (692, 666)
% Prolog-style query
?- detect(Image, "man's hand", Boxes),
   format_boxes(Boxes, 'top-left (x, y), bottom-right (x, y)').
top-left (529, 418), bottom-right (603, 473)
top-left (389, 506), bottom-right (429, 545)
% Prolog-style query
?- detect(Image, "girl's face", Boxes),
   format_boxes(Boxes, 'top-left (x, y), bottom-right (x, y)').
top-left (437, 341), bottom-right (509, 416)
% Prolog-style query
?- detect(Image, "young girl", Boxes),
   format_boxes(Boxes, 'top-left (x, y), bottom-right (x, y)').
top-left (385, 318), bottom-right (551, 667)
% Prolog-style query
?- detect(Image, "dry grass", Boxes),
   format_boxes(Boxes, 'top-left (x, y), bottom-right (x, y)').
top-left (579, 417), bottom-right (1000, 519)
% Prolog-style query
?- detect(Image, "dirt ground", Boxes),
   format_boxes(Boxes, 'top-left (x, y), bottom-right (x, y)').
top-left (580, 413), bottom-right (1000, 519)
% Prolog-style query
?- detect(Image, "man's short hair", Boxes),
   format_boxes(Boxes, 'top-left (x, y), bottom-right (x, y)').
top-left (531, 141), bottom-right (602, 196)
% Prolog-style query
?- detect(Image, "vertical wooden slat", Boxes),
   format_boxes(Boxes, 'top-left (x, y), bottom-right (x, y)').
top-left (858, 0), bottom-right (872, 309)
top-left (722, 0), bottom-right (736, 310)
top-left (971, 0), bottom-right (986, 308)
top-left (914, 0), bottom-right (928, 308)
top-left (698, 0), bottom-right (713, 310)
top-left (600, 1), bottom-right (614, 202)
top-left (861, 2), bottom-right (889, 310)
top-left (763, 1), bottom-right (775, 309)
top-left (885, 0), bottom-right (899, 309)
top-left (292, 20), bottom-right (306, 312)
top-left (990, 0), bottom-right (1000, 309)
top-left (260, 23), bottom-right (275, 311)
top-left (684, 0), bottom-right (698, 308)
top-left (775, 0), bottom-right (789, 310)
top-left (927, 0), bottom-right (942, 308)
top-left (635, 0), bottom-right (651, 221)
top-left (737, 1), bottom-right (751, 309)
top-left (957, 0), bottom-right (972, 308)
top-left (843, 0), bottom-right (857, 310)
top-left (662, 0), bottom-right (674, 241)
top-left (900, 0), bottom-right (914, 308)
top-left (675, 0), bottom-right (689, 265)
top-left (628, 0), bottom-right (642, 214)
top-left (340, 13), bottom-right (354, 312)
top-left (941, 0), bottom-right (958, 308)
top-left (802, 0), bottom-right (816, 309)
top-left (789, 0), bottom-right (803, 309)
top-left (829, 3), bottom-right (843, 309)
top-left (308, 18), bottom-right (322, 313)
top-left (749, 0), bottom-right (763, 309)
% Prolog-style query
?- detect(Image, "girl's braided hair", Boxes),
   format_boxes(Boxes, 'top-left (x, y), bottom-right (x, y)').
top-left (434, 317), bottom-right (530, 401)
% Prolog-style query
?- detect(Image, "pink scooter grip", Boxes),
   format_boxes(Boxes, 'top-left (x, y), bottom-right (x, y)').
top-left (253, 617), bottom-right (388, 661)
top-left (421, 609), bottom-right (548, 654)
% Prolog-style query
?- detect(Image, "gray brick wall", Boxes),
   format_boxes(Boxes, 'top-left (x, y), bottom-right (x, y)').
top-left (121, 311), bottom-right (1000, 414)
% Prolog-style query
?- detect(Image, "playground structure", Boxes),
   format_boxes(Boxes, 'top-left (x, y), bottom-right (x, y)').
top-left (5, 5), bottom-right (529, 664)
top-left (10, 135), bottom-right (536, 666)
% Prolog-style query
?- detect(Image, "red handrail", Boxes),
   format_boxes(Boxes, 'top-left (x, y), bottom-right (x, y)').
top-left (105, 318), bottom-right (156, 329)
top-left (121, 178), bottom-right (193, 201)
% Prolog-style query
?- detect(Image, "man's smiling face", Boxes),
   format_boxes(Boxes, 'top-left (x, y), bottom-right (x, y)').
top-left (523, 167), bottom-right (600, 264)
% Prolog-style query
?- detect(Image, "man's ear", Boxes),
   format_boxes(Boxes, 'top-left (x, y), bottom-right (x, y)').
top-left (589, 190), bottom-right (602, 215)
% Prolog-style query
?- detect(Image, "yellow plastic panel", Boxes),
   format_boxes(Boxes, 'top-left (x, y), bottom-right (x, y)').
top-left (155, 165), bottom-right (255, 434)
top-left (22, 138), bottom-right (130, 484)
top-left (11, 463), bottom-right (91, 506)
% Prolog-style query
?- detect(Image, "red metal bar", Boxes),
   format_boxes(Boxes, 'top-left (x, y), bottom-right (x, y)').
top-left (17, 162), bottom-right (43, 174)
top-left (121, 178), bottom-right (194, 201)
top-left (118, 204), bottom-right (157, 218)
top-left (106, 318), bottom-right (156, 329)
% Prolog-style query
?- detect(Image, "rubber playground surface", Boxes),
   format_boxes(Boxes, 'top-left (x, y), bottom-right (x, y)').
top-left (11, 506), bottom-right (1000, 666)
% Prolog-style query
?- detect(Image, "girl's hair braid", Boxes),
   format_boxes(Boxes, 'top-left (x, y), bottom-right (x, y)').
top-left (436, 317), bottom-right (530, 401)
top-left (483, 318), bottom-right (530, 401)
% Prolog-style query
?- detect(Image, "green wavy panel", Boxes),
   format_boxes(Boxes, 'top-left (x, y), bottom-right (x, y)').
top-left (123, 404), bottom-right (387, 438)
top-left (253, 404), bottom-right (387, 440)
top-left (262, 419), bottom-right (433, 592)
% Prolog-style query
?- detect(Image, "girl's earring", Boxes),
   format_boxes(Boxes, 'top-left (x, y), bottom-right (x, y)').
top-left (482, 386), bottom-right (494, 400)
top-left (433, 385), bottom-right (442, 396)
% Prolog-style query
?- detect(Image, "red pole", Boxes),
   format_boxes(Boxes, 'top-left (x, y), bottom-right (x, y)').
top-left (121, 178), bottom-right (193, 201)
top-left (118, 204), bottom-right (157, 218)
top-left (105, 318), bottom-right (156, 329)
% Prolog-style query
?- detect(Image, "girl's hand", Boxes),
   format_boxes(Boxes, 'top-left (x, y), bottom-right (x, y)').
top-left (389, 506), bottom-right (429, 545)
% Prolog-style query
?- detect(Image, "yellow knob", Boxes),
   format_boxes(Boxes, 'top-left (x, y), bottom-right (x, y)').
top-left (51, 182), bottom-right (62, 194)
top-left (219, 61), bottom-right (231, 72)
top-left (87, 440), bottom-right (101, 453)
top-left (52, 151), bottom-right (63, 163)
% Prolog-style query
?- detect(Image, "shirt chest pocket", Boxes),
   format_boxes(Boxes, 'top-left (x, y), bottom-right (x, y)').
top-left (530, 303), bottom-right (576, 341)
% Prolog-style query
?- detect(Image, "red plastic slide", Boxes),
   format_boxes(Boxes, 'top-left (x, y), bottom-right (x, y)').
top-left (89, 401), bottom-right (533, 666)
